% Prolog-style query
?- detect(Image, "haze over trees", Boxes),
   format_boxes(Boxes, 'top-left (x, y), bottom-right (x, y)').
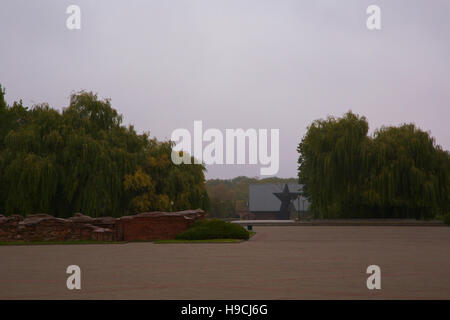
top-left (206, 176), bottom-right (297, 218)
top-left (2, 84), bottom-right (448, 221)
top-left (0, 85), bottom-right (209, 217)
top-left (298, 112), bottom-right (449, 219)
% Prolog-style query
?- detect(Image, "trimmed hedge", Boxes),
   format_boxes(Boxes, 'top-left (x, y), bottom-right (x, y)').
top-left (444, 213), bottom-right (450, 226)
top-left (176, 219), bottom-right (250, 240)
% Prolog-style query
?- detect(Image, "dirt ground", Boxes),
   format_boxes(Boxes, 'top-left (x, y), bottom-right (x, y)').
top-left (1, 226), bottom-right (449, 299)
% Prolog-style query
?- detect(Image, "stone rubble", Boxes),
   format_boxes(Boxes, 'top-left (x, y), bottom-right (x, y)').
top-left (0, 209), bottom-right (205, 242)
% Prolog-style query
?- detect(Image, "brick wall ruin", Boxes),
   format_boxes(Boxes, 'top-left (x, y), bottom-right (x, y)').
top-left (0, 210), bottom-right (205, 242)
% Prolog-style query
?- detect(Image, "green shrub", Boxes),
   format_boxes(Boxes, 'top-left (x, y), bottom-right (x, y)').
top-left (176, 219), bottom-right (250, 240)
top-left (444, 214), bottom-right (450, 225)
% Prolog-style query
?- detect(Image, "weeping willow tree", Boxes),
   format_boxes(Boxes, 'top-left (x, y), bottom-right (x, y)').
top-left (124, 146), bottom-right (210, 213)
top-left (362, 124), bottom-right (449, 219)
top-left (298, 111), bottom-right (449, 219)
top-left (297, 112), bottom-right (370, 218)
top-left (0, 85), bottom-right (209, 217)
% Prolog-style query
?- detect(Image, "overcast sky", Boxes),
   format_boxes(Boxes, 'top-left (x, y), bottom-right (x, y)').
top-left (1, 0), bottom-right (449, 179)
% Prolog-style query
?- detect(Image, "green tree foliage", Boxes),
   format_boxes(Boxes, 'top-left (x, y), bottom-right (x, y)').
top-left (362, 124), bottom-right (449, 219)
top-left (0, 86), bottom-right (209, 217)
top-left (124, 146), bottom-right (209, 213)
top-left (298, 112), bottom-right (449, 219)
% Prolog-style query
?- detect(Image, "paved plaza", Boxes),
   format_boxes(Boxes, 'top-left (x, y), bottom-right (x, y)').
top-left (1, 226), bottom-right (449, 299)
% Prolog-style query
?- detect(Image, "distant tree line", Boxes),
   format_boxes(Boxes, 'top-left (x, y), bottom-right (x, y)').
top-left (0, 85), bottom-right (209, 217)
top-left (298, 112), bottom-right (449, 219)
top-left (206, 176), bottom-right (297, 218)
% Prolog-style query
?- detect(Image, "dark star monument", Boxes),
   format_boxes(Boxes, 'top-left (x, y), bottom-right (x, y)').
top-left (273, 184), bottom-right (300, 220)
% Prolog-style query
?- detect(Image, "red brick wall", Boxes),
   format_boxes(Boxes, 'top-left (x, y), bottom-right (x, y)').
top-left (0, 210), bottom-right (205, 242)
top-left (0, 214), bottom-right (112, 242)
top-left (118, 210), bottom-right (205, 241)
top-left (119, 216), bottom-right (187, 241)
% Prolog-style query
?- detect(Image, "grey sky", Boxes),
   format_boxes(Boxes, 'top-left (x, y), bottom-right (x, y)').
top-left (1, 0), bottom-right (449, 179)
